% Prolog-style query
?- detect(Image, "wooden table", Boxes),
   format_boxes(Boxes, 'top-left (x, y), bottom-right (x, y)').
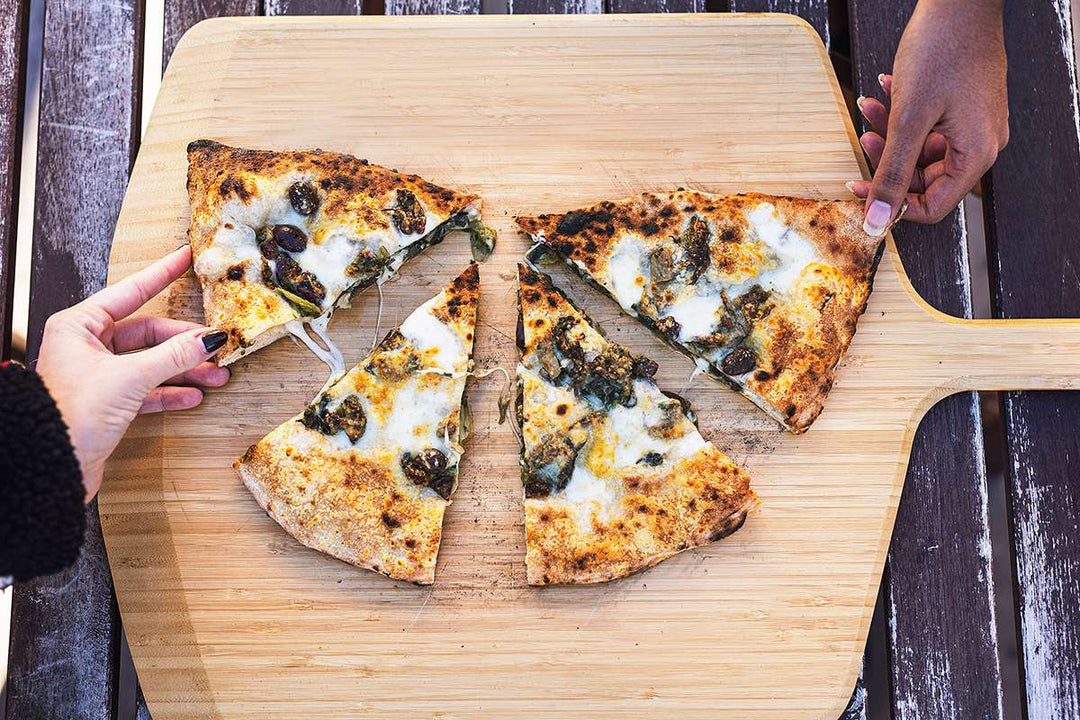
top-left (1, 2), bottom-right (1076, 719)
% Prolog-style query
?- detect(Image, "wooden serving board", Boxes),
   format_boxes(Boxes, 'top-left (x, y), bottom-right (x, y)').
top-left (100, 15), bottom-right (1080, 720)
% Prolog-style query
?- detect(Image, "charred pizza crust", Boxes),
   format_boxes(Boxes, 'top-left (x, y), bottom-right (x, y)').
top-left (187, 140), bottom-right (483, 365)
top-left (235, 264), bottom-right (480, 584)
top-left (516, 191), bottom-right (883, 433)
top-left (517, 264), bottom-right (758, 585)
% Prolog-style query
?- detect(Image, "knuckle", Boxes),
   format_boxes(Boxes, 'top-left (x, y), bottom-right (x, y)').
top-left (876, 165), bottom-right (910, 194)
top-left (168, 339), bottom-right (193, 370)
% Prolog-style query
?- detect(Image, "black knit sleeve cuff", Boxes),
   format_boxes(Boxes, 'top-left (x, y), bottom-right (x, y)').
top-left (0, 361), bottom-right (86, 582)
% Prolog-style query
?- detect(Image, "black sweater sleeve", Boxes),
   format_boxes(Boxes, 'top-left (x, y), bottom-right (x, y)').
top-left (0, 361), bottom-right (86, 582)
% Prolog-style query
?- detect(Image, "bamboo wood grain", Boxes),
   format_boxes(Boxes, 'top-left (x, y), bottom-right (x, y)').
top-left (98, 15), bottom-right (1079, 720)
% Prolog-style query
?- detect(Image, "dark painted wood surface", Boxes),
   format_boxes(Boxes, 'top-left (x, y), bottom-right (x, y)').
top-left (7, 1), bottom-right (143, 718)
top-left (163, 0), bottom-right (259, 67)
top-left (0, 0), bottom-right (27, 362)
top-left (984, 2), bottom-right (1080, 718)
top-left (607, 0), bottom-right (703, 12)
top-left (265, 0), bottom-right (364, 13)
top-left (848, 1), bottom-right (1004, 719)
top-left (727, 0), bottom-right (829, 49)
top-left (386, 0), bottom-right (480, 15)
top-left (507, 0), bottom-right (600, 13)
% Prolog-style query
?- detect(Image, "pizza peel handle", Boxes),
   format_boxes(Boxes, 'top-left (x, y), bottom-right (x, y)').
top-left (936, 316), bottom-right (1080, 393)
top-left (896, 278), bottom-right (1080, 398)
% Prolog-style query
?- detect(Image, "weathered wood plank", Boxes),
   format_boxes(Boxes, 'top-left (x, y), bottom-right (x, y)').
top-left (984, 2), bottom-right (1080, 719)
top-left (385, 0), bottom-right (479, 15)
top-left (727, 0), bottom-right (829, 50)
top-left (848, 1), bottom-right (1004, 719)
top-left (6, 2), bottom-right (143, 719)
top-left (265, 0), bottom-right (364, 13)
top-left (0, 0), bottom-right (27, 362)
top-left (607, 0), bottom-right (703, 12)
top-left (507, 0), bottom-right (601, 13)
top-left (163, 0), bottom-right (259, 67)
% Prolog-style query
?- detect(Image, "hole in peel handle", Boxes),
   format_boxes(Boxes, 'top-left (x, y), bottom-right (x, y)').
top-left (936, 318), bottom-right (1080, 393)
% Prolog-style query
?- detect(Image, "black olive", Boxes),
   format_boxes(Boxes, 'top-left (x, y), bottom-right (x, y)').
top-left (288, 182), bottom-right (319, 216)
top-left (226, 264), bottom-right (244, 281)
top-left (632, 355), bottom-right (658, 378)
top-left (516, 313), bottom-right (525, 351)
top-left (721, 347), bottom-right (757, 376)
top-left (639, 452), bottom-right (664, 467)
top-left (273, 224), bottom-right (307, 253)
top-left (256, 227), bottom-right (280, 260)
top-left (274, 254), bottom-right (326, 305)
top-left (401, 449), bottom-right (449, 492)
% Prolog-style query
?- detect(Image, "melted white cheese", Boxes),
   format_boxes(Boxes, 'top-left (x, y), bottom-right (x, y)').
top-left (331, 379), bottom-right (457, 459)
top-left (745, 202), bottom-right (819, 292)
top-left (291, 230), bottom-right (362, 311)
top-left (606, 381), bottom-right (706, 467)
top-left (562, 463), bottom-right (618, 532)
top-left (607, 235), bottom-right (649, 311)
top-left (286, 317), bottom-right (345, 381)
top-left (194, 224), bottom-right (261, 280)
top-left (661, 292), bottom-right (725, 342)
top-left (399, 298), bottom-right (464, 373)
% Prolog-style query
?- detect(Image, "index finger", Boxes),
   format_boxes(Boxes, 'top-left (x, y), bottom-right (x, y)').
top-left (84, 245), bottom-right (192, 321)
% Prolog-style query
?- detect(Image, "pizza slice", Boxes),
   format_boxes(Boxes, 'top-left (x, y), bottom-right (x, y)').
top-left (516, 264), bottom-right (758, 585)
top-left (235, 264), bottom-right (480, 584)
top-left (516, 191), bottom-right (884, 433)
top-left (187, 140), bottom-right (495, 367)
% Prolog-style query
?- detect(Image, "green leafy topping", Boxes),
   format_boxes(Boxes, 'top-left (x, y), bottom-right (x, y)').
top-left (468, 220), bottom-right (497, 262)
top-left (275, 287), bottom-right (322, 316)
top-left (525, 243), bottom-right (560, 266)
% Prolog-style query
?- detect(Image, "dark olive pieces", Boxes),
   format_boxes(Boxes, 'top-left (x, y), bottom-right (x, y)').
top-left (272, 224), bottom-right (307, 253)
top-left (301, 395), bottom-right (367, 443)
top-left (288, 181), bottom-right (319, 216)
top-left (391, 189), bottom-right (426, 235)
top-left (400, 449), bottom-right (455, 500)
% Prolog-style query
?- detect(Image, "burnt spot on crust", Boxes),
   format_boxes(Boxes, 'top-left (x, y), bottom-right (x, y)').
top-left (381, 512), bottom-right (400, 529)
top-left (186, 140), bottom-right (478, 233)
top-left (218, 176), bottom-right (252, 202)
top-left (434, 263), bottom-right (480, 324)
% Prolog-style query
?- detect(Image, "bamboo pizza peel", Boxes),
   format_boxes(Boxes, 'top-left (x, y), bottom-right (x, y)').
top-left (100, 14), bottom-right (1080, 719)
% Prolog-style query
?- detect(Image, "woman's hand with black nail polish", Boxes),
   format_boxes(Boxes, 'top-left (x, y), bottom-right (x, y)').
top-left (36, 246), bottom-right (231, 501)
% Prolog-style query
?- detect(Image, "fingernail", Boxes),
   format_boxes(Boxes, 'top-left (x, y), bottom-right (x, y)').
top-left (863, 200), bottom-right (893, 237)
top-left (201, 330), bottom-right (227, 353)
top-left (877, 73), bottom-right (887, 88)
top-left (845, 181), bottom-right (859, 193)
top-left (856, 95), bottom-right (866, 112)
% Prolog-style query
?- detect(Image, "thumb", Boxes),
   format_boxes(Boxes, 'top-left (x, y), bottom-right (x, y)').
top-left (863, 105), bottom-right (937, 236)
top-left (129, 328), bottom-right (227, 390)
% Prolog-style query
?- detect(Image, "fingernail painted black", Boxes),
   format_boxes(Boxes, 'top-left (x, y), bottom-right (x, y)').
top-left (202, 330), bottom-right (227, 353)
